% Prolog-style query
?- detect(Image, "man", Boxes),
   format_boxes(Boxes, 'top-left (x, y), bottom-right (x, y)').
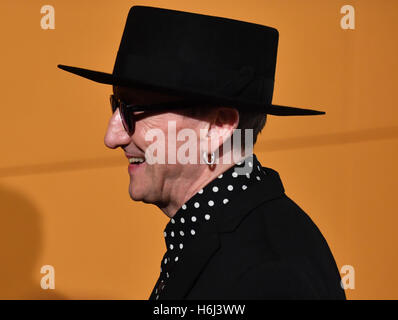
top-left (58, 6), bottom-right (346, 299)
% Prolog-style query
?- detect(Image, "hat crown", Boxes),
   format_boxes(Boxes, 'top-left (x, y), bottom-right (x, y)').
top-left (112, 6), bottom-right (279, 105)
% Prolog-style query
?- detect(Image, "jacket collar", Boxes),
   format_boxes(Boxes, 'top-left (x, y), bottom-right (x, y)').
top-left (159, 165), bottom-right (285, 299)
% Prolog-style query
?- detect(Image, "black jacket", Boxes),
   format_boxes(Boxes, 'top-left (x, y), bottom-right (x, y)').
top-left (149, 165), bottom-right (346, 300)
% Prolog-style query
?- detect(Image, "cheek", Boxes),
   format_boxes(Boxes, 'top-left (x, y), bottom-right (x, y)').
top-left (135, 114), bottom-right (203, 164)
top-left (136, 118), bottom-right (168, 143)
top-left (133, 124), bottom-right (149, 147)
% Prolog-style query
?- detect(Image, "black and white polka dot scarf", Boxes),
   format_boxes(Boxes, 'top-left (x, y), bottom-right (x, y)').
top-left (152, 154), bottom-right (267, 300)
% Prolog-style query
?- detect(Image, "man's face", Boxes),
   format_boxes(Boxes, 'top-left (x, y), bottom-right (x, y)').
top-left (104, 86), bottom-right (207, 207)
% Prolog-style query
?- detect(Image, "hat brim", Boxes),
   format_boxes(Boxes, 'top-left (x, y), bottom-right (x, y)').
top-left (57, 64), bottom-right (325, 116)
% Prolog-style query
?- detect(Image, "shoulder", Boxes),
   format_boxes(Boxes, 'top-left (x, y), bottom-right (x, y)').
top-left (259, 195), bottom-right (328, 252)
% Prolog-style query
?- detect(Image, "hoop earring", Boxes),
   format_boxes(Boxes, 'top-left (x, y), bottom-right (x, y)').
top-left (203, 151), bottom-right (215, 165)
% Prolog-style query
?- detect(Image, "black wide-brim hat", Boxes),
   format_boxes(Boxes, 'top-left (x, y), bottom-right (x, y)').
top-left (58, 6), bottom-right (325, 116)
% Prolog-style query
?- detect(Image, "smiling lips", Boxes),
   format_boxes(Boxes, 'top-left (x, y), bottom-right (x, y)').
top-left (128, 157), bottom-right (145, 164)
top-left (125, 152), bottom-right (146, 164)
top-left (126, 155), bottom-right (146, 174)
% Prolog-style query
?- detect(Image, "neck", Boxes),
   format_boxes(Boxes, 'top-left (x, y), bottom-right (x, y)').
top-left (158, 153), bottom-right (248, 218)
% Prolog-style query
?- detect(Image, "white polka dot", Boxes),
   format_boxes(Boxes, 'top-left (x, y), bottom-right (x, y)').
top-left (180, 217), bottom-right (185, 223)
top-left (191, 229), bottom-right (196, 235)
top-left (198, 189), bottom-right (203, 194)
top-left (246, 173), bottom-right (250, 178)
top-left (205, 214), bottom-right (211, 220)
top-left (256, 176), bottom-right (261, 181)
top-left (164, 231), bottom-right (167, 237)
top-left (237, 161), bottom-right (242, 165)
top-left (213, 186), bottom-right (219, 193)
top-left (218, 174), bottom-right (223, 178)
top-left (208, 200), bottom-right (214, 207)
top-left (179, 243), bottom-right (183, 249)
top-left (257, 165), bottom-right (261, 171)
top-left (242, 185), bottom-right (248, 190)
top-left (171, 218), bottom-right (175, 224)
top-left (171, 231), bottom-right (175, 237)
top-left (182, 204), bottom-right (187, 210)
top-left (248, 161), bottom-right (253, 167)
top-left (166, 272), bottom-right (169, 278)
top-left (227, 185), bottom-right (233, 191)
top-left (232, 172), bottom-right (238, 178)
top-left (223, 199), bottom-right (229, 204)
top-left (194, 202), bottom-right (200, 208)
top-left (191, 216), bottom-right (197, 222)
top-left (156, 295), bottom-right (159, 300)
top-left (180, 230), bottom-right (184, 236)
top-left (175, 256), bottom-right (179, 262)
top-left (164, 258), bottom-right (167, 264)
top-left (170, 244), bottom-right (174, 250)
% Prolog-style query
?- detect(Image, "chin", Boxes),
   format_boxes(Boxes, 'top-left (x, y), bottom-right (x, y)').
top-left (129, 184), bottom-right (144, 202)
top-left (129, 185), bottom-right (161, 206)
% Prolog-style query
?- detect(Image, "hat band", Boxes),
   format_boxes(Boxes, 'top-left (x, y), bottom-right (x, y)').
top-left (113, 53), bottom-right (274, 104)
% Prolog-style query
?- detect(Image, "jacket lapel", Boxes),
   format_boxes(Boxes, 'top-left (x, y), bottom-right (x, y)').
top-left (160, 166), bottom-right (285, 299)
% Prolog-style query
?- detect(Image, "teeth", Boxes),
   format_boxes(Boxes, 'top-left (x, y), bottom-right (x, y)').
top-left (129, 157), bottom-right (145, 164)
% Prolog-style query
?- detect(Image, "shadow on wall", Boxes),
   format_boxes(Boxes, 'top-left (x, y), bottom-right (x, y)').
top-left (0, 184), bottom-right (67, 299)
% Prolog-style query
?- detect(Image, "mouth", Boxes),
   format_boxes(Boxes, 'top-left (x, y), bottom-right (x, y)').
top-left (128, 157), bottom-right (146, 164)
top-left (126, 154), bottom-right (146, 174)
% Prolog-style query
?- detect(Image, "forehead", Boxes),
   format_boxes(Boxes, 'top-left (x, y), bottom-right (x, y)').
top-left (113, 85), bottom-right (184, 105)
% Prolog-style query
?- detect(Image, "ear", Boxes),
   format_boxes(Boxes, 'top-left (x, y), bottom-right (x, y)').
top-left (201, 107), bottom-right (239, 153)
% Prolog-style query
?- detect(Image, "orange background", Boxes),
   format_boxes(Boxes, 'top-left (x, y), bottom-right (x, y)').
top-left (0, 0), bottom-right (397, 299)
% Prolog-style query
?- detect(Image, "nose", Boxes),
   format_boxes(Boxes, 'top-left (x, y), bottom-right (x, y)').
top-left (104, 109), bottom-right (131, 149)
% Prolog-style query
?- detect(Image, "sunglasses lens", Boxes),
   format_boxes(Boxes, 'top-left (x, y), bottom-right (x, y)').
top-left (120, 102), bottom-right (134, 135)
top-left (109, 95), bottom-right (134, 134)
top-left (110, 95), bottom-right (118, 113)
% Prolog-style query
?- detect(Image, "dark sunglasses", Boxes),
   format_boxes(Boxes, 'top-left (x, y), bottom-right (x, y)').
top-left (110, 94), bottom-right (204, 135)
